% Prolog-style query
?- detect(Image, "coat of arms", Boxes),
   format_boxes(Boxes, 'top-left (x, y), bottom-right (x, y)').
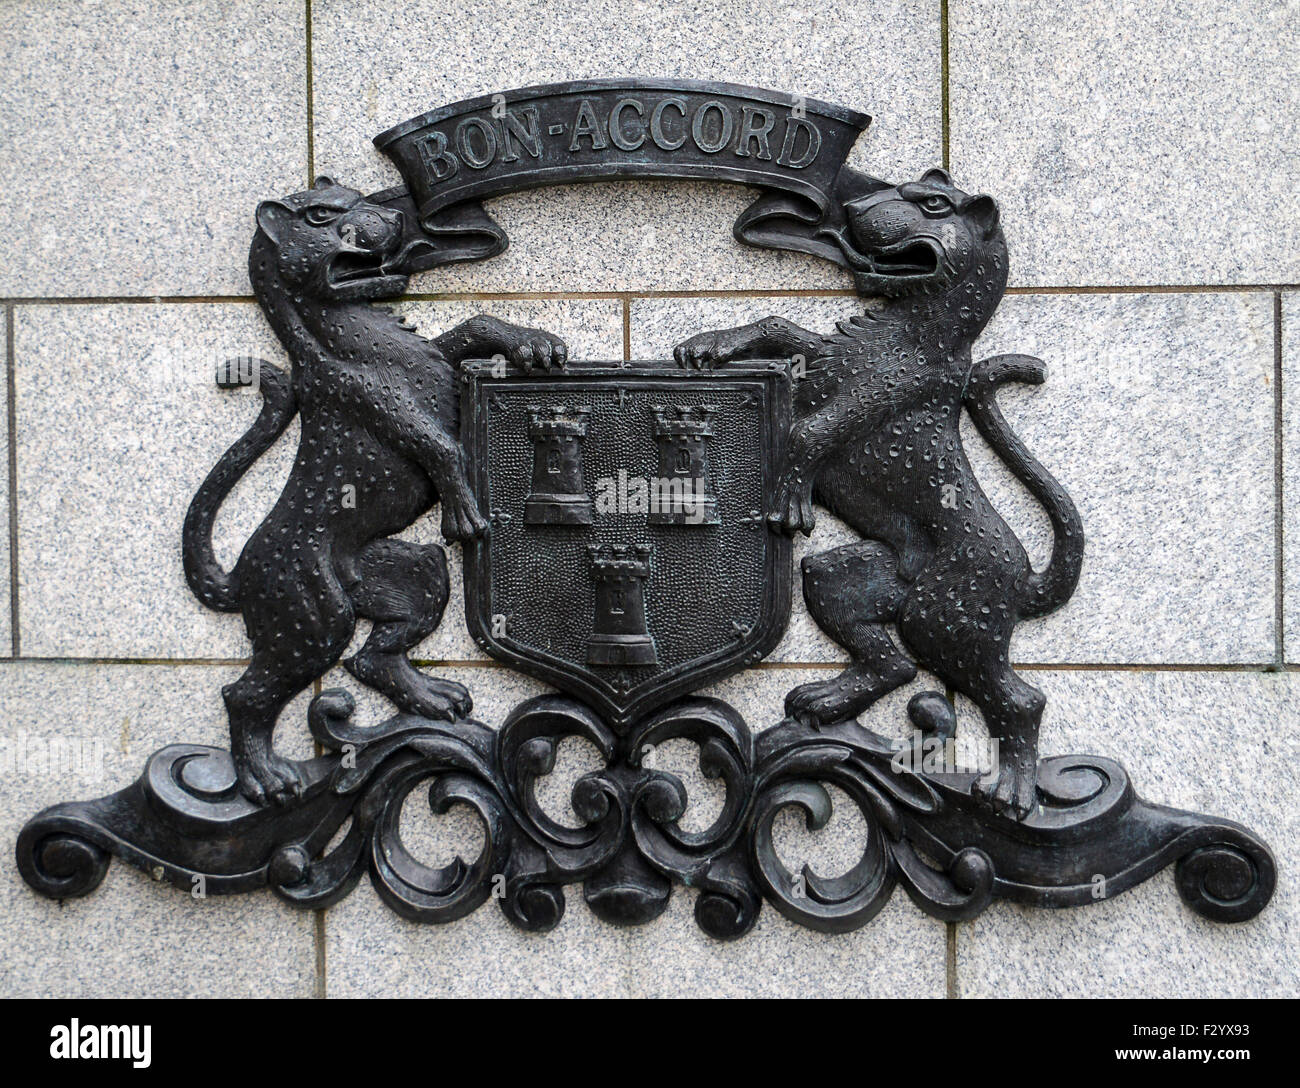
top-left (461, 359), bottom-right (791, 727)
top-left (18, 81), bottom-right (1274, 937)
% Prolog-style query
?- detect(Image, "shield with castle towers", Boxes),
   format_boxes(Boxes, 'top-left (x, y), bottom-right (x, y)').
top-left (460, 358), bottom-right (793, 729)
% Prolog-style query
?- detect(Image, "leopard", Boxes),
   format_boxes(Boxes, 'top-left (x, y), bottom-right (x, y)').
top-left (183, 176), bottom-right (567, 805)
top-left (674, 168), bottom-right (1084, 819)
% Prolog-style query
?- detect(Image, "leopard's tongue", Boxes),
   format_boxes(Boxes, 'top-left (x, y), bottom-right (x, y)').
top-left (813, 225), bottom-right (877, 272)
top-left (873, 241), bottom-right (937, 274)
top-left (332, 250), bottom-right (387, 281)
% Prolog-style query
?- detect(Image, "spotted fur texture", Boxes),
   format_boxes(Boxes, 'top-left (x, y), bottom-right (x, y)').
top-left (675, 169), bottom-right (1084, 818)
top-left (184, 177), bottom-right (566, 804)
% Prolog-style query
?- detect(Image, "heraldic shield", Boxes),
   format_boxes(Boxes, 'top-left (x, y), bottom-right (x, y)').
top-left (460, 359), bottom-right (793, 729)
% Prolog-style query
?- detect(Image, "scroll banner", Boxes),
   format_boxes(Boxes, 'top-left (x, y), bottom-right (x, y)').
top-left (372, 79), bottom-right (885, 271)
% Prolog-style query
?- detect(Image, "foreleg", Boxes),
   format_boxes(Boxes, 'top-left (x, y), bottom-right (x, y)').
top-left (433, 315), bottom-right (567, 370)
top-left (771, 392), bottom-right (890, 535)
top-left (318, 363), bottom-right (486, 540)
top-left (674, 316), bottom-right (825, 369)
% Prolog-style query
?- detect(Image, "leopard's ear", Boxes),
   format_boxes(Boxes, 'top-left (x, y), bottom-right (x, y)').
top-left (962, 194), bottom-right (1000, 240)
top-left (921, 167), bottom-right (952, 186)
top-left (312, 175), bottom-right (337, 189)
top-left (255, 200), bottom-right (294, 244)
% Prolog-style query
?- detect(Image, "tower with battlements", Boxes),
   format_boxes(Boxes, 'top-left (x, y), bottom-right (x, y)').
top-left (648, 405), bottom-right (719, 525)
top-left (586, 544), bottom-right (657, 666)
top-left (524, 404), bottom-right (593, 525)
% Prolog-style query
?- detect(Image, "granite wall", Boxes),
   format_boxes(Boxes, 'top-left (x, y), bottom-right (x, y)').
top-left (0, 0), bottom-right (1296, 997)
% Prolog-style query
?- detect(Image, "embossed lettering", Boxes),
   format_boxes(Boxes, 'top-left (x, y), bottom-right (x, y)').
top-left (569, 99), bottom-right (609, 151)
top-left (455, 116), bottom-right (498, 169)
top-left (415, 129), bottom-right (458, 183)
top-left (691, 100), bottom-right (734, 154)
top-left (649, 97), bottom-right (687, 151)
top-left (776, 115), bottom-right (821, 168)
top-left (735, 105), bottom-right (775, 160)
top-left (499, 105), bottom-right (542, 162)
top-left (608, 97), bottom-right (646, 151)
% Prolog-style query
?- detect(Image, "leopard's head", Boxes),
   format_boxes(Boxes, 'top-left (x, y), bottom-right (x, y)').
top-left (252, 176), bottom-right (413, 301)
top-left (823, 169), bottom-right (1006, 302)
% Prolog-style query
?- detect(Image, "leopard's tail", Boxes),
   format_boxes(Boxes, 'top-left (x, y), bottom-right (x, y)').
top-left (182, 359), bottom-right (296, 612)
top-left (963, 354), bottom-right (1084, 620)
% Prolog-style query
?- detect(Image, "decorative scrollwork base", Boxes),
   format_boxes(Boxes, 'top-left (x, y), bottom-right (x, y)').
top-left (18, 690), bottom-right (1275, 939)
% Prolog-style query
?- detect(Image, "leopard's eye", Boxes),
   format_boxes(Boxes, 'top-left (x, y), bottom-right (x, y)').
top-left (304, 206), bottom-right (338, 226)
top-left (920, 194), bottom-right (952, 215)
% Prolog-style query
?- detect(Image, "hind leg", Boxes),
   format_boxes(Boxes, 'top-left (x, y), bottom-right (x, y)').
top-left (785, 541), bottom-right (918, 726)
top-left (343, 539), bottom-right (471, 720)
top-left (966, 665), bottom-right (1045, 818)
top-left (226, 553), bottom-right (356, 805)
top-left (897, 565), bottom-right (1045, 818)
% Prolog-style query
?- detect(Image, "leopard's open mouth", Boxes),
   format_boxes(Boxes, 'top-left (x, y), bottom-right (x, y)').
top-left (328, 249), bottom-right (389, 285)
top-left (868, 237), bottom-right (943, 277)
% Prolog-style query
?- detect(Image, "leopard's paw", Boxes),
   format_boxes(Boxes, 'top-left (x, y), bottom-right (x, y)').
top-left (768, 476), bottom-right (816, 536)
top-left (441, 488), bottom-right (489, 542)
top-left (972, 748), bottom-right (1039, 821)
top-left (234, 750), bottom-right (307, 808)
top-left (673, 329), bottom-right (746, 369)
top-left (509, 330), bottom-right (567, 371)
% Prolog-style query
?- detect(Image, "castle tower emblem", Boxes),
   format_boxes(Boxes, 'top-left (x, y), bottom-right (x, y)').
top-left (648, 405), bottom-right (719, 525)
top-left (586, 544), bottom-right (657, 666)
top-left (524, 404), bottom-right (593, 525)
